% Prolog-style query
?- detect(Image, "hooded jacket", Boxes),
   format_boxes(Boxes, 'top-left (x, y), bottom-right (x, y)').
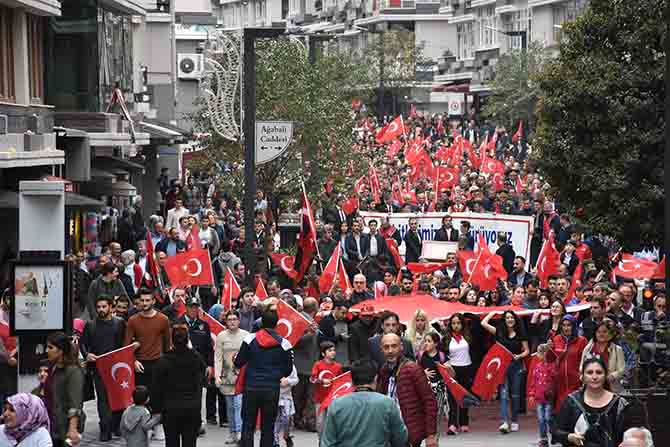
top-left (234, 328), bottom-right (293, 391)
top-left (120, 404), bottom-right (161, 447)
top-left (151, 347), bottom-right (207, 412)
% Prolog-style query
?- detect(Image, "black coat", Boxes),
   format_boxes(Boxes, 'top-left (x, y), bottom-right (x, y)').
top-left (345, 233), bottom-right (370, 262)
top-left (434, 226), bottom-right (459, 242)
top-left (403, 230), bottom-right (422, 263)
top-left (152, 348), bottom-right (206, 412)
top-left (324, 206), bottom-right (353, 234)
top-left (496, 244), bottom-right (516, 275)
top-left (348, 319), bottom-right (377, 363)
top-left (176, 316), bottom-right (214, 366)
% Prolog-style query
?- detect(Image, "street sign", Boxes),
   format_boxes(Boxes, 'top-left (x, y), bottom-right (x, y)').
top-left (255, 120), bottom-right (293, 165)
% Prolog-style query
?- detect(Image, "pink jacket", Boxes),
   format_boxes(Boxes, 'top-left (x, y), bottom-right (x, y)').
top-left (528, 360), bottom-right (557, 404)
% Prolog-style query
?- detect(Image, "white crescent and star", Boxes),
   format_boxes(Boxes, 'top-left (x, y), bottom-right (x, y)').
top-left (388, 122), bottom-right (398, 133)
top-left (111, 362), bottom-right (132, 389)
top-left (465, 258), bottom-right (476, 274)
top-left (485, 357), bottom-right (502, 380)
top-left (280, 257), bottom-right (293, 272)
top-left (484, 265), bottom-right (492, 279)
top-left (183, 258), bottom-right (203, 277)
top-left (318, 370), bottom-right (335, 384)
top-left (332, 382), bottom-right (352, 398)
top-left (277, 319), bottom-right (293, 338)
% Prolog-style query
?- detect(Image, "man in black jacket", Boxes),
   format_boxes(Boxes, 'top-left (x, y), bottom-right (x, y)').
top-left (234, 309), bottom-right (293, 447)
top-left (80, 295), bottom-right (128, 441)
top-left (349, 305), bottom-right (377, 363)
top-left (434, 215), bottom-right (459, 242)
top-left (495, 232), bottom-right (516, 276)
top-left (403, 217), bottom-right (423, 264)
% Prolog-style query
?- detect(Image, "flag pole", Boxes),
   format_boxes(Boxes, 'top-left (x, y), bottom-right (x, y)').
top-left (302, 181), bottom-right (323, 272)
top-left (467, 239), bottom-right (486, 284)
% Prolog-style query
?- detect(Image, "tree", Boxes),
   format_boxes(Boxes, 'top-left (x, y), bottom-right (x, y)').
top-left (533, 0), bottom-right (665, 249)
top-left (188, 37), bottom-right (373, 209)
top-left (481, 40), bottom-right (548, 130)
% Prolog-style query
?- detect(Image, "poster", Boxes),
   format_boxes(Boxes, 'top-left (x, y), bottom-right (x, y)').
top-left (14, 265), bottom-right (65, 331)
top-left (360, 211), bottom-right (535, 261)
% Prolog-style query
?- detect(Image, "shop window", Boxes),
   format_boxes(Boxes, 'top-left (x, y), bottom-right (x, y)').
top-left (0, 6), bottom-right (15, 102)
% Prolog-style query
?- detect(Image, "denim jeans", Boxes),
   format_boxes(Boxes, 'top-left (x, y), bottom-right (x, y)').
top-left (536, 402), bottom-right (552, 440)
top-left (225, 394), bottom-right (243, 434)
top-left (498, 359), bottom-right (525, 423)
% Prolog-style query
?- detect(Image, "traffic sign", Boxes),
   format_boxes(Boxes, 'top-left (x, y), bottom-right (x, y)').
top-left (255, 121), bottom-right (293, 165)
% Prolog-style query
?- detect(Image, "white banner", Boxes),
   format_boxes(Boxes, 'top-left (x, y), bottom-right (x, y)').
top-left (360, 211), bottom-right (535, 261)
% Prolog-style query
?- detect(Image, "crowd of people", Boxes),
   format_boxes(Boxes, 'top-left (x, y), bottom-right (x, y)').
top-left (0, 112), bottom-right (665, 447)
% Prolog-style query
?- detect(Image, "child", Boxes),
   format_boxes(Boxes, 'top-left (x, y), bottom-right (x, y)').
top-left (310, 341), bottom-right (342, 437)
top-left (527, 345), bottom-right (557, 447)
top-left (274, 365), bottom-right (298, 447)
top-left (417, 333), bottom-right (450, 437)
top-left (120, 386), bottom-right (162, 447)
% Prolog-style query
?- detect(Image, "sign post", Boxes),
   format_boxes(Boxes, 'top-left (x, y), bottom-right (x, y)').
top-left (255, 120), bottom-right (293, 165)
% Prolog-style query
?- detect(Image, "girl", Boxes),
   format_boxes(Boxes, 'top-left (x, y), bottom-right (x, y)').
top-left (527, 345), bottom-right (557, 447)
top-left (418, 333), bottom-right (450, 437)
top-left (482, 311), bottom-right (530, 434)
top-left (531, 299), bottom-right (566, 344)
top-left (406, 309), bottom-right (434, 355)
top-left (441, 313), bottom-right (481, 435)
top-left (274, 366), bottom-right (298, 447)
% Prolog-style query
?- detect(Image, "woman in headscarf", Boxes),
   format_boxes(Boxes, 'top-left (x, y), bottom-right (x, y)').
top-left (0, 393), bottom-right (52, 446)
top-left (44, 332), bottom-right (84, 446)
top-left (542, 315), bottom-right (588, 412)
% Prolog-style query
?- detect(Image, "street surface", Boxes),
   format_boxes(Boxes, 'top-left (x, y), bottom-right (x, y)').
top-left (82, 400), bottom-right (543, 446)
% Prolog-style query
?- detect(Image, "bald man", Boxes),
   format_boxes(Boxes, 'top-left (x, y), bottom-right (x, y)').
top-left (376, 333), bottom-right (438, 447)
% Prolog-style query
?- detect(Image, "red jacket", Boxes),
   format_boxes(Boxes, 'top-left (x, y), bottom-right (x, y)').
top-left (377, 359), bottom-right (437, 445)
top-left (550, 334), bottom-right (587, 411)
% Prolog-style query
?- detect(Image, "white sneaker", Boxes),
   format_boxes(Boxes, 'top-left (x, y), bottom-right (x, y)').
top-left (510, 423), bottom-right (520, 432)
top-left (152, 424), bottom-right (165, 441)
top-left (498, 422), bottom-right (510, 434)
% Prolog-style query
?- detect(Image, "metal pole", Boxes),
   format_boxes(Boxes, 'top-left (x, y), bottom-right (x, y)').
top-left (665, 14), bottom-right (670, 291)
top-left (243, 29), bottom-right (257, 285)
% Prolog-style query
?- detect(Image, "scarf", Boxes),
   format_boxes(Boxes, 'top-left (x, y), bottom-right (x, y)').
top-left (451, 332), bottom-right (463, 343)
top-left (3, 393), bottom-right (50, 444)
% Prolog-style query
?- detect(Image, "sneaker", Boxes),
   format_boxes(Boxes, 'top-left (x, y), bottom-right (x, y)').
top-left (225, 433), bottom-right (237, 444)
top-left (510, 423), bottom-right (520, 432)
top-left (460, 425), bottom-right (469, 433)
top-left (198, 426), bottom-right (206, 437)
top-left (285, 435), bottom-right (294, 447)
top-left (498, 422), bottom-right (510, 434)
top-left (537, 439), bottom-right (549, 447)
top-left (207, 418), bottom-right (218, 425)
top-left (152, 424), bottom-right (165, 441)
top-left (447, 425), bottom-right (457, 435)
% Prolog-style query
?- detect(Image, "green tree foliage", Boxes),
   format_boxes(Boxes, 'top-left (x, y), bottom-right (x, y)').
top-left (533, 0), bottom-right (666, 249)
top-left (481, 40), bottom-right (548, 130)
top-left (189, 37), bottom-right (372, 208)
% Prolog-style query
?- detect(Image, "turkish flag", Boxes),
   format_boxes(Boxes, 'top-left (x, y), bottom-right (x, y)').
top-left (96, 344), bottom-right (136, 411)
top-left (0, 320), bottom-right (16, 352)
top-left (276, 299), bottom-right (311, 347)
top-left (386, 238), bottom-right (404, 269)
top-left (469, 145), bottom-right (482, 170)
top-left (481, 155), bottom-right (505, 176)
top-left (368, 163), bottom-right (381, 204)
top-left (536, 235), bottom-right (561, 288)
top-left (376, 116), bottom-right (405, 143)
top-left (407, 262), bottom-right (449, 275)
top-left (458, 250), bottom-right (476, 278)
top-left (469, 236), bottom-right (508, 291)
top-left (338, 258), bottom-right (352, 292)
top-left (437, 364), bottom-right (480, 408)
top-left (319, 245), bottom-right (341, 294)
top-left (318, 371), bottom-right (354, 414)
top-left (386, 140), bottom-right (403, 160)
top-left (565, 261), bottom-right (583, 304)
top-left (404, 138), bottom-right (427, 166)
top-left (255, 279), bottom-right (269, 301)
top-left (487, 131), bottom-right (498, 151)
top-left (434, 144), bottom-right (451, 163)
top-left (652, 257), bottom-right (666, 279)
top-left (448, 139), bottom-right (463, 167)
top-left (341, 195), bottom-right (359, 215)
top-left (512, 120), bottom-right (523, 144)
top-left (145, 230), bottom-right (161, 289)
top-left (270, 253), bottom-right (297, 279)
top-left (221, 267), bottom-right (241, 310)
top-left (164, 248), bottom-right (213, 287)
top-left (472, 343), bottom-right (514, 400)
top-left (293, 188), bottom-right (318, 283)
top-left (201, 310), bottom-right (225, 347)
top-left (613, 254), bottom-right (659, 279)
top-left (435, 166), bottom-right (459, 190)
top-left (185, 223), bottom-right (200, 251)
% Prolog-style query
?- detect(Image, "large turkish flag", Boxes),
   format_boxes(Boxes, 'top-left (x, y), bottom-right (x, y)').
top-left (276, 300), bottom-right (311, 348)
top-left (164, 248), bottom-right (213, 287)
top-left (613, 254), bottom-right (659, 279)
top-left (472, 343), bottom-right (514, 400)
top-left (96, 344), bottom-right (136, 411)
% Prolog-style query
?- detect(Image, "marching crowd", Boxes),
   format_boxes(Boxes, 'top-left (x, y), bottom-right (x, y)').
top-left (0, 113), bottom-right (666, 447)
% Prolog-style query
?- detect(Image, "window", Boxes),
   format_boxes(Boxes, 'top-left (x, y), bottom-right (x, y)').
top-left (552, 0), bottom-right (587, 43)
top-left (0, 6), bottom-right (15, 102)
top-left (27, 14), bottom-right (44, 103)
top-left (502, 8), bottom-right (530, 50)
top-left (478, 6), bottom-right (497, 49)
top-left (457, 22), bottom-right (474, 60)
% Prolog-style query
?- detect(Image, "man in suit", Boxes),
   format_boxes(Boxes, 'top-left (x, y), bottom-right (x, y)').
top-left (365, 219), bottom-right (389, 283)
top-left (495, 232), bottom-right (516, 276)
top-left (325, 195), bottom-right (352, 236)
top-left (459, 220), bottom-right (475, 250)
top-left (434, 215), bottom-right (459, 242)
top-left (403, 217), bottom-right (422, 264)
top-left (508, 256), bottom-right (533, 288)
top-left (345, 220), bottom-right (370, 274)
top-left (166, 198), bottom-right (189, 230)
top-left (374, 193), bottom-right (398, 214)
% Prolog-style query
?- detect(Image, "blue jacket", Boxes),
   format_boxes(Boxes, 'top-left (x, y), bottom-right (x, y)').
top-left (234, 328), bottom-right (293, 391)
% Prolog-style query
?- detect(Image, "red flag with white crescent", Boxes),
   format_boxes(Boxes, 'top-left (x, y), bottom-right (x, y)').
top-left (338, 258), bottom-right (352, 292)
top-left (318, 371), bottom-right (354, 414)
top-left (276, 299), bottom-right (311, 348)
top-left (469, 235), bottom-right (508, 291)
top-left (536, 235), bottom-right (561, 288)
top-left (96, 344), bottom-right (136, 411)
top-left (613, 254), bottom-right (659, 279)
top-left (472, 343), bottom-right (514, 400)
top-left (293, 187), bottom-right (318, 283)
top-left (481, 155), bottom-right (505, 176)
top-left (457, 250), bottom-right (477, 278)
top-left (163, 248), bottom-right (214, 287)
top-left (386, 238), bottom-right (404, 269)
top-left (270, 253), bottom-right (298, 279)
top-left (255, 279), bottom-right (269, 301)
top-left (200, 310), bottom-right (226, 345)
top-left (145, 230), bottom-right (161, 288)
top-left (437, 363), bottom-right (480, 408)
top-left (407, 262), bottom-right (449, 275)
top-left (319, 244), bottom-right (341, 294)
top-left (376, 116), bottom-right (405, 143)
top-left (221, 268), bottom-right (241, 310)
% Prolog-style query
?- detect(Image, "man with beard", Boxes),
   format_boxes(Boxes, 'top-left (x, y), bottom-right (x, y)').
top-left (509, 256), bottom-right (532, 288)
top-left (368, 311), bottom-right (415, 370)
top-left (400, 276), bottom-right (414, 296)
top-left (434, 215), bottom-right (459, 242)
top-left (80, 295), bottom-right (129, 441)
top-left (124, 288), bottom-right (172, 440)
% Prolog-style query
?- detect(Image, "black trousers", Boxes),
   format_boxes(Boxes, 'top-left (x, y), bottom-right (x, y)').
top-left (164, 408), bottom-right (201, 447)
top-left (241, 388), bottom-right (279, 447)
top-left (206, 383), bottom-right (227, 422)
top-left (448, 364), bottom-right (475, 427)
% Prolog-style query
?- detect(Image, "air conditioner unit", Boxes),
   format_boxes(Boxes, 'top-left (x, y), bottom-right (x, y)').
top-left (177, 53), bottom-right (204, 80)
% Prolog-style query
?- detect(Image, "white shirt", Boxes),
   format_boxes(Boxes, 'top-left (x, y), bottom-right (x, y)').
top-left (448, 337), bottom-right (472, 367)
top-left (370, 234), bottom-right (378, 256)
top-left (0, 426), bottom-right (52, 447)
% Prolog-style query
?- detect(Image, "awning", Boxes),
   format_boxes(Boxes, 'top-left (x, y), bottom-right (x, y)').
top-left (139, 120), bottom-right (187, 142)
top-left (0, 190), bottom-right (105, 209)
top-left (95, 156), bottom-right (145, 171)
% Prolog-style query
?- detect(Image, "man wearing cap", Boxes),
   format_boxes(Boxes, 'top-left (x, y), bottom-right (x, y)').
top-left (177, 296), bottom-right (214, 435)
top-left (349, 304), bottom-right (378, 363)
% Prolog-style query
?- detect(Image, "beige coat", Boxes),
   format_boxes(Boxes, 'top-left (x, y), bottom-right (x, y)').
top-left (580, 340), bottom-right (626, 393)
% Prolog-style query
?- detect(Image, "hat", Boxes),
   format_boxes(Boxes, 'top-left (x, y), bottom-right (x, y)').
top-left (187, 297), bottom-right (202, 307)
top-left (469, 185), bottom-right (480, 192)
top-left (321, 296), bottom-right (333, 303)
top-left (360, 304), bottom-right (375, 317)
